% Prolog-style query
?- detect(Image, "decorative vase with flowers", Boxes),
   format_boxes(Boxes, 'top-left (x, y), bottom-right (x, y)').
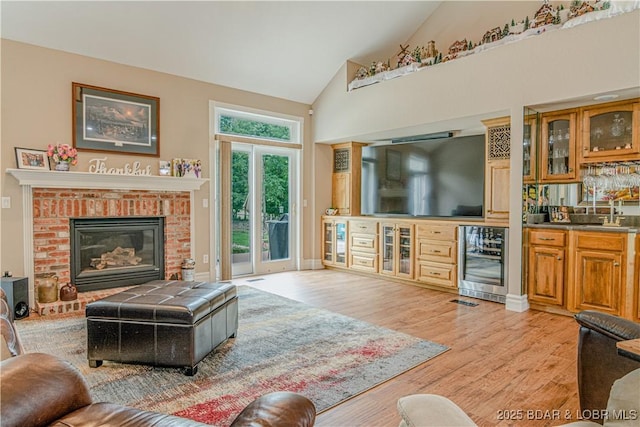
top-left (47, 143), bottom-right (78, 171)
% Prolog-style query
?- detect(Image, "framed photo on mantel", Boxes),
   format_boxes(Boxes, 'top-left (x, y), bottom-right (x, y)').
top-left (72, 82), bottom-right (160, 157)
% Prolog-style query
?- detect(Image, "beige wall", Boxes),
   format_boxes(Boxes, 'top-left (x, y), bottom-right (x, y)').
top-left (0, 39), bottom-right (318, 277)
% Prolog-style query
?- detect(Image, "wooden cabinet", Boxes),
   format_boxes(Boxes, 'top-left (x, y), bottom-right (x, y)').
top-left (540, 109), bottom-right (578, 182)
top-left (580, 99), bottom-right (640, 162)
top-left (331, 142), bottom-right (367, 216)
top-left (322, 218), bottom-right (347, 267)
top-left (483, 117), bottom-right (510, 224)
top-left (348, 219), bottom-right (378, 273)
top-left (415, 224), bottom-right (458, 289)
top-left (568, 231), bottom-right (627, 316)
top-left (527, 229), bottom-right (566, 306)
top-left (380, 222), bottom-right (413, 279)
top-left (634, 235), bottom-right (639, 322)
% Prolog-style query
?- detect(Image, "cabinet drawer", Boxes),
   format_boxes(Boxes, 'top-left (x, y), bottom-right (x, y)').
top-left (417, 239), bottom-right (456, 263)
top-left (350, 233), bottom-right (377, 253)
top-left (529, 229), bottom-right (566, 247)
top-left (349, 220), bottom-right (377, 234)
top-left (416, 224), bottom-right (457, 241)
top-left (350, 253), bottom-right (378, 273)
top-left (416, 261), bottom-right (457, 288)
top-left (575, 232), bottom-right (626, 252)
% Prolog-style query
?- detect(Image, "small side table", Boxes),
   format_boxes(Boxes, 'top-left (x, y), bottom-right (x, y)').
top-left (617, 338), bottom-right (640, 362)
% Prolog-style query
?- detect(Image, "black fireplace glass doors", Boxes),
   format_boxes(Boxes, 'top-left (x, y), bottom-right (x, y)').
top-left (70, 217), bottom-right (165, 292)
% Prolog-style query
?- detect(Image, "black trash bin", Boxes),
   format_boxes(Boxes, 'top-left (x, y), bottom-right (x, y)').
top-left (267, 214), bottom-right (288, 260)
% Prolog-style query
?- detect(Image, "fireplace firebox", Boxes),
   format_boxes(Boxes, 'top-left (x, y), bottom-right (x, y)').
top-left (70, 217), bottom-right (165, 292)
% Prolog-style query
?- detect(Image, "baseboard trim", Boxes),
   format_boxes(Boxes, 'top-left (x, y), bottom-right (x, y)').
top-left (505, 293), bottom-right (530, 312)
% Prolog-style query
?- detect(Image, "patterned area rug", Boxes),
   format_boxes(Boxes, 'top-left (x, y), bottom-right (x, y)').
top-left (16, 286), bottom-right (448, 426)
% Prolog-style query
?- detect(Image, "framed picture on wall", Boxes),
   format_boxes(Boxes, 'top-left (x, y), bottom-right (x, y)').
top-left (72, 82), bottom-right (160, 157)
top-left (14, 148), bottom-right (50, 170)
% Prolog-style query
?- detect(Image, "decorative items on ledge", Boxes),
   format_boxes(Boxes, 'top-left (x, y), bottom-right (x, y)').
top-left (348, 0), bottom-right (639, 92)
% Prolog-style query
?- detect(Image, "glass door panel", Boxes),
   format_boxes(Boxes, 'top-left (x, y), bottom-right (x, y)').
top-left (381, 223), bottom-right (395, 274)
top-left (231, 149), bottom-right (252, 276)
top-left (323, 221), bottom-right (333, 263)
top-left (398, 225), bottom-right (412, 276)
top-left (335, 222), bottom-right (346, 264)
top-left (541, 111), bottom-right (577, 182)
top-left (260, 153), bottom-right (290, 263)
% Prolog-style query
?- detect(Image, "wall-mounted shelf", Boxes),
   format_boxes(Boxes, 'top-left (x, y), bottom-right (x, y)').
top-left (6, 169), bottom-right (208, 191)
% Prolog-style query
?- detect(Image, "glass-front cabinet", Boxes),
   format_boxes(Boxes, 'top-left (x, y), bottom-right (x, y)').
top-left (322, 218), bottom-right (347, 267)
top-left (380, 222), bottom-right (413, 279)
top-left (523, 114), bottom-right (537, 184)
top-left (580, 100), bottom-right (640, 161)
top-left (540, 110), bottom-right (578, 182)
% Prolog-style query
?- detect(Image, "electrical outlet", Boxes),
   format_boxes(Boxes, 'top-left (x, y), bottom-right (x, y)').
top-left (1, 197), bottom-right (10, 209)
top-left (203, 254), bottom-right (209, 264)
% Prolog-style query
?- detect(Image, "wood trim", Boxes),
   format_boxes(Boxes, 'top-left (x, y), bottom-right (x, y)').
top-left (219, 141), bottom-right (232, 280)
top-left (215, 133), bottom-right (302, 150)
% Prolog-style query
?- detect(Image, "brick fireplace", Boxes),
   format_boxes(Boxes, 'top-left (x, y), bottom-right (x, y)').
top-left (8, 169), bottom-right (207, 315)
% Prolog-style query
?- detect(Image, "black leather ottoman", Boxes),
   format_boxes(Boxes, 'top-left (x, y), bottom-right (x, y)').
top-left (86, 280), bottom-right (238, 375)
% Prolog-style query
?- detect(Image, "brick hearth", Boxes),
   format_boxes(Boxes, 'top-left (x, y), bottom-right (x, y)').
top-left (32, 188), bottom-right (192, 315)
top-left (36, 285), bottom-right (134, 316)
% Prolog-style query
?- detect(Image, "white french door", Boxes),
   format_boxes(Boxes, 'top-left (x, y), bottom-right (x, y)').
top-left (231, 143), bottom-right (298, 276)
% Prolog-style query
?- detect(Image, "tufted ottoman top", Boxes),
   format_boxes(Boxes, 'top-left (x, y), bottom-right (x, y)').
top-left (86, 280), bottom-right (237, 325)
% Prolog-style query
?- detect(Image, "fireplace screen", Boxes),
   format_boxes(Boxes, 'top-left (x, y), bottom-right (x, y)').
top-left (70, 217), bottom-right (164, 292)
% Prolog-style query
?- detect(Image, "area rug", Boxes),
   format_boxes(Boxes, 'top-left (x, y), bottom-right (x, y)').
top-left (16, 285), bottom-right (448, 426)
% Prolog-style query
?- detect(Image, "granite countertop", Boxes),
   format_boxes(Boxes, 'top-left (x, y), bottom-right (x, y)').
top-left (525, 213), bottom-right (640, 233)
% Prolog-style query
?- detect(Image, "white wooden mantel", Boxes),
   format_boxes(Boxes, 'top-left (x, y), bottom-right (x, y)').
top-left (6, 168), bottom-right (208, 308)
top-left (6, 169), bottom-right (208, 191)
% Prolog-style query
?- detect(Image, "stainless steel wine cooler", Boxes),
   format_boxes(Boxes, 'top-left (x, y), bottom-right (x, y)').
top-left (458, 226), bottom-right (509, 303)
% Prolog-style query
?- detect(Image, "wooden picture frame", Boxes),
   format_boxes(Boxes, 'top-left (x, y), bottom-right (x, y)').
top-left (14, 148), bottom-right (50, 170)
top-left (72, 82), bottom-right (160, 157)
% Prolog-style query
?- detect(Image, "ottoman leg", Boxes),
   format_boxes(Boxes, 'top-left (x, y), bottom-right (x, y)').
top-left (89, 360), bottom-right (103, 368)
top-left (184, 365), bottom-right (198, 376)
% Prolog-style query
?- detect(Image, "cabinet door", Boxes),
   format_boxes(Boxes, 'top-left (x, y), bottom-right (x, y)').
top-left (540, 111), bottom-right (578, 182)
top-left (635, 235), bottom-right (639, 322)
top-left (485, 159), bottom-right (510, 222)
top-left (322, 220), bottom-right (334, 264)
top-left (332, 173), bottom-right (351, 215)
top-left (380, 223), bottom-right (396, 275)
top-left (397, 224), bottom-right (413, 279)
top-left (581, 101), bottom-right (639, 161)
top-left (523, 116), bottom-right (537, 184)
top-left (572, 249), bottom-right (624, 315)
top-left (334, 221), bottom-right (347, 267)
top-left (528, 245), bottom-right (565, 306)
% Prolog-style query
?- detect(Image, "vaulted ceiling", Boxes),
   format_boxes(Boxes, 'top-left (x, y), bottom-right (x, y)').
top-left (1, 1), bottom-right (442, 104)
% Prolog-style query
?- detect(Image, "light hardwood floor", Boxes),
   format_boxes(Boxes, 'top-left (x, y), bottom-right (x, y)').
top-left (233, 269), bottom-right (580, 427)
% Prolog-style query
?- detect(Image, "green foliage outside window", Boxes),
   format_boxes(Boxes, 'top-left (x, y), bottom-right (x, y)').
top-left (220, 115), bottom-right (291, 141)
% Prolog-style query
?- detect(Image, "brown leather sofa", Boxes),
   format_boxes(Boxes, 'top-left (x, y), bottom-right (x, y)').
top-left (574, 310), bottom-right (640, 423)
top-left (2, 352), bottom-right (316, 427)
top-left (0, 290), bottom-right (317, 427)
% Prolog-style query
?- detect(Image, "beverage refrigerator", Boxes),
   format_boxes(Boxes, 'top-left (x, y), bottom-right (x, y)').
top-left (458, 226), bottom-right (509, 303)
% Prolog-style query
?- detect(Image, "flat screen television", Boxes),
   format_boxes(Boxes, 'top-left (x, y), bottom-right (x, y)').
top-left (360, 134), bottom-right (485, 218)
